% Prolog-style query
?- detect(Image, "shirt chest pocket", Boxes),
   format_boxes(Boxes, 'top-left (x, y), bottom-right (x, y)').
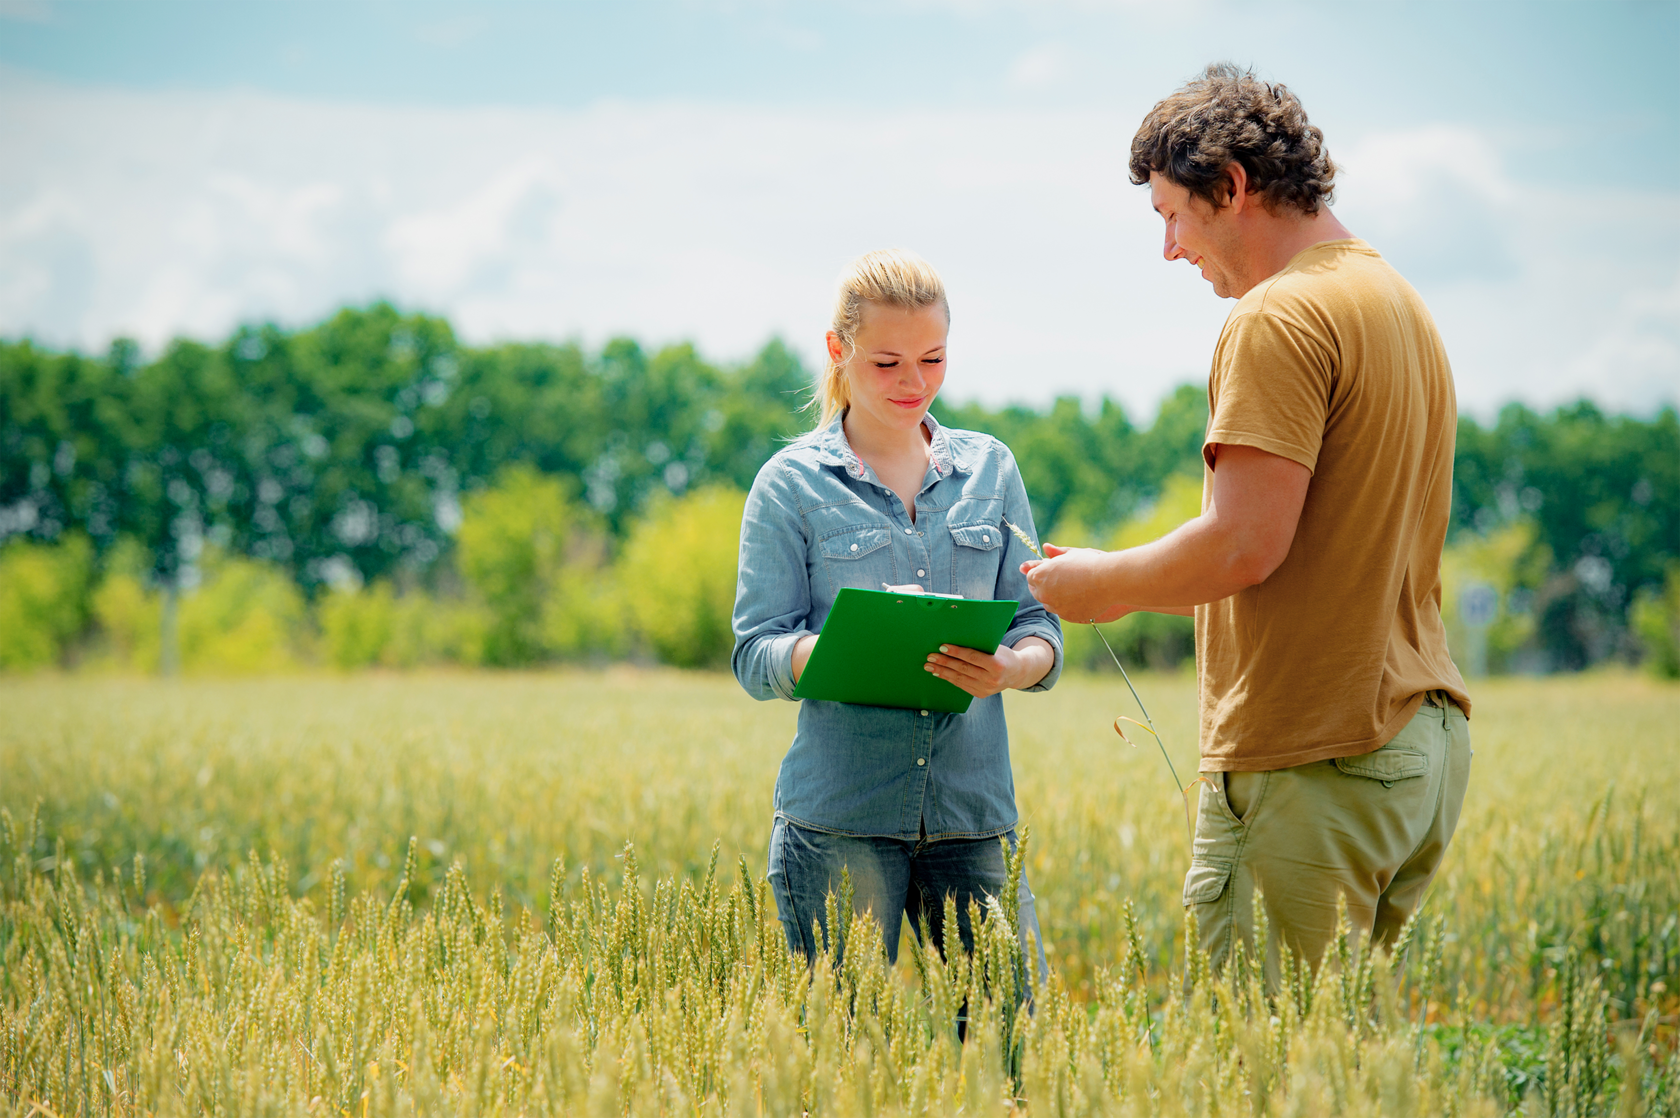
top-left (948, 522), bottom-right (1003, 601)
top-left (818, 524), bottom-right (895, 593)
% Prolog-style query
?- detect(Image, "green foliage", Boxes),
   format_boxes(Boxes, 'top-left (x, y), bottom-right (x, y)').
top-left (89, 539), bottom-right (159, 668)
top-left (435, 334), bottom-right (808, 539)
top-left (0, 340), bottom-right (129, 552)
top-left (935, 384), bottom-right (1212, 540)
top-left (456, 464), bottom-right (614, 666)
top-left (175, 550), bottom-right (307, 672)
top-left (1453, 403), bottom-right (1679, 670)
top-left (231, 306), bottom-right (463, 587)
top-left (0, 533), bottom-right (91, 669)
top-left (1631, 563), bottom-right (1680, 680)
top-left (1057, 474), bottom-right (1202, 673)
top-left (87, 546), bottom-right (306, 673)
top-left (1075, 610), bottom-right (1197, 674)
top-left (620, 486), bottom-right (747, 668)
top-left (319, 580), bottom-right (399, 669)
top-left (3, 308), bottom-right (1675, 674)
top-left (1106, 472), bottom-right (1204, 553)
top-left (1440, 519), bottom-right (1555, 675)
top-left (438, 338), bottom-right (598, 491)
top-left (704, 337), bottom-right (813, 492)
top-left (107, 336), bottom-right (250, 591)
top-left (319, 581), bottom-right (489, 669)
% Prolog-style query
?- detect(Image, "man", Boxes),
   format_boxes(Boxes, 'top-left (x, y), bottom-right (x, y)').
top-left (1023, 64), bottom-right (1472, 979)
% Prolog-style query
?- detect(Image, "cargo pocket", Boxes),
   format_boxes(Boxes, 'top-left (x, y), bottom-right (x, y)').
top-left (1334, 744), bottom-right (1428, 787)
top-left (1182, 859), bottom-right (1233, 907)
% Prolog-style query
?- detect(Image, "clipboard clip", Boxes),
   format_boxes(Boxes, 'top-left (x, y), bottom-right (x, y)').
top-left (882, 582), bottom-right (964, 600)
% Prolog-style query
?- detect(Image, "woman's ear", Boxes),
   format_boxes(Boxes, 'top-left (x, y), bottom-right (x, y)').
top-left (825, 331), bottom-right (847, 366)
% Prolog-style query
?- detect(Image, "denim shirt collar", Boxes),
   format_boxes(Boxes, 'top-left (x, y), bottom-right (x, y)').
top-left (807, 411), bottom-right (966, 482)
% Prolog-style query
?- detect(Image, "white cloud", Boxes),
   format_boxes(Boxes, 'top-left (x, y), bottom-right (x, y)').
top-left (907, 0), bottom-right (1164, 11)
top-left (1568, 280), bottom-right (1680, 403)
top-left (0, 73), bottom-right (1215, 416)
top-left (1333, 126), bottom-right (1680, 416)
top-left (1334, 126), bottom-right (1520, 283)
top-left (385, 159), bottom-right (567, 294)
top-left (1007, 43), bottom-right (1073, 90)
top-left (0, 70), bottom-right (1673, 420)
top-left (412, 13), bottom-right (489, 48)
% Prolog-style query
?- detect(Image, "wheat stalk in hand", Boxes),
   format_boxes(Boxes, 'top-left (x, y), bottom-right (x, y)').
top-left (1005, 518), bottom-right (1205, 844)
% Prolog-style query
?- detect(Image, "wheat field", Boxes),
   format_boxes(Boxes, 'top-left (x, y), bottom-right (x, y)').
top-left (2, 670), bottom-right (1676, 1115)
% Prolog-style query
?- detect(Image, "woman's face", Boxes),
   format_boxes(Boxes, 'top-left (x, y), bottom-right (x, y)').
top-left (829, 301), bottom-right (948, 440)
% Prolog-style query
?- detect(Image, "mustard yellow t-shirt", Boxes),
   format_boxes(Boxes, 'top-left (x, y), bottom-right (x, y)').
top-left (1196, 239), bottom-right (1470, 772)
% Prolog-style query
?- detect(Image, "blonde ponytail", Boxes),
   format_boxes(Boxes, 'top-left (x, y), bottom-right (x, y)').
top-left (813, 249), bottom-right (949, 430)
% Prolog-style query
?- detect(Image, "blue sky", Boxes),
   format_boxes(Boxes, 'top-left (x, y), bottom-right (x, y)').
top-left (2, 0), bottom-right (1676, 419)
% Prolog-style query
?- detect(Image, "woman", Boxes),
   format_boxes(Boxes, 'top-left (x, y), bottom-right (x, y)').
top-left (731, 248), bottom-right (1061, 972)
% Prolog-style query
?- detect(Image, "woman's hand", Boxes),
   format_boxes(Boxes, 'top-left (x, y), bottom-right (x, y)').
top-left (790, 634), bottom-right (819, 684)
top-left (923, 635), bottom-right (1054, 699)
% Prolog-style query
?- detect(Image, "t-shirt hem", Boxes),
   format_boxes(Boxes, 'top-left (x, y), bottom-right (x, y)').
top-left (1198, 694), bottom-right (1432, 772)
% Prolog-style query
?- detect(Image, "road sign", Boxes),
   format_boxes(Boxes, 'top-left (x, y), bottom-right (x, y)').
top-left (1460, 583), bottom-right (1498, 627)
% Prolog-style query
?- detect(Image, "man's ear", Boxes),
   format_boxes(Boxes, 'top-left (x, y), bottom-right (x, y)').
top-left (1222, 161), bottom-right (1252, 214)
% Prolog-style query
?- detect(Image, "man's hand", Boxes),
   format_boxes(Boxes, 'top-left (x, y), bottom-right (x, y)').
top-left (1021, 544), bottom-right (1135, 622)
top-left (924, 636), bottom-right (1055, 698)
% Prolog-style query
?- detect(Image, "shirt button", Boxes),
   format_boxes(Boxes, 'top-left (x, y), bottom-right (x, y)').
top-left (917, 758), bottom-right (926, 766)
top-left (919, 709), bottom-right (929, 717)
top-left (983, 534), bottom-right (991, 543)
top-left (904, 527), bottom-right (913, 535)
top-left (849, 543), bottom-right (858, 552)
top-left (916, 569), bottom-right (925, 577)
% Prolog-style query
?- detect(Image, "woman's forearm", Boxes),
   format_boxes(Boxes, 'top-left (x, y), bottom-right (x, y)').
top-left (789, 634), bottom-right (819, 683)
top-left (1008, 636), bottom-right (1056, 690)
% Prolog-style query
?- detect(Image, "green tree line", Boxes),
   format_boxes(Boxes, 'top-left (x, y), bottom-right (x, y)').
top-left (2, 302), bottom-right (1675, 675)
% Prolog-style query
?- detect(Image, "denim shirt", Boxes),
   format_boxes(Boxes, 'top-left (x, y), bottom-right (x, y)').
top-left (732, 412), bottom-right (1063, 841)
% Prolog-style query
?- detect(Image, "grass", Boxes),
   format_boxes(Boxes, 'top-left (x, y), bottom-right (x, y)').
top-left (1, 669), bottom-right (1676, 1114)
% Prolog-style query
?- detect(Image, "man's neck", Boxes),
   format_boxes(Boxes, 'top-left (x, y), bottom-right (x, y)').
top-left (1234, 206), bottom-right (1355, 296)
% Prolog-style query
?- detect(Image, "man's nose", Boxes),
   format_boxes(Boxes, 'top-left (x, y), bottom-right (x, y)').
top-left (1163, 227), bottom-right (1183, 262)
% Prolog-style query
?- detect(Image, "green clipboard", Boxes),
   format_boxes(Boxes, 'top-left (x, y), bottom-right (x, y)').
top-left (792, 587), bottom-right (1019, 714)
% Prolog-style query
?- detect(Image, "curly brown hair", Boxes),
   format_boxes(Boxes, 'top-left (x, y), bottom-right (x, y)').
top-left (1129, 63), bottom-right (1336, 215)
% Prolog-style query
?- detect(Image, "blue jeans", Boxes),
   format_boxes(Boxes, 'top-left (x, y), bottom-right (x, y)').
top-left (767, 817), bottom-right (1048, 982)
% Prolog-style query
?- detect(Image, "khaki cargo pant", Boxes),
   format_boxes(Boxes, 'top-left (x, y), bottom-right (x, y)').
top-left (1184, 693), bottom-right (1471, 981)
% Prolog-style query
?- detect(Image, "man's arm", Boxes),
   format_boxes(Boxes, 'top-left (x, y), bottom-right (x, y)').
top-left (1023, 444), bottom-right (1311, 621)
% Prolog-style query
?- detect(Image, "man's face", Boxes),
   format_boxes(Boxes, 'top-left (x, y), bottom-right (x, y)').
top-left (1150, 173), bottom-right (1243, 299)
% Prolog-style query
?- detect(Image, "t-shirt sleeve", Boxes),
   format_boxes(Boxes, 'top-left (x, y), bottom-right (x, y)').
top-left (1203, 309), bottom-right (1332, 474)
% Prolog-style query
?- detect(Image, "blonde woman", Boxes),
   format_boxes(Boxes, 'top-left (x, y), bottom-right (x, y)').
top-left (732, 249), bottom-right (1061, 974)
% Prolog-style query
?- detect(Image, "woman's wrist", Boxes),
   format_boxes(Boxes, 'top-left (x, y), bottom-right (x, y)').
top-left (1007, 636), bottom-right (1055, 690)
top-left (790, 634), bottom-right (819, 683)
